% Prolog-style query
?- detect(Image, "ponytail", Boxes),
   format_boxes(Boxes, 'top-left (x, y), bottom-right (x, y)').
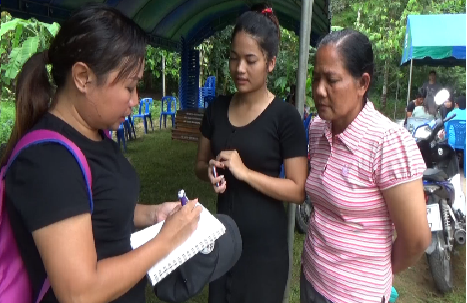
top-left (1, 51), bottom-right (52, 167)
top-left (232, 3), bottom-right (281, 61)
top-left (256, 6), bottom-right (280, 40)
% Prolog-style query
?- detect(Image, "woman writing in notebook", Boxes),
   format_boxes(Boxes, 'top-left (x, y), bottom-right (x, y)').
top-left (195, 4), bottom-right (308, 303)
top-left (2, 5), bottom-right (201, 303)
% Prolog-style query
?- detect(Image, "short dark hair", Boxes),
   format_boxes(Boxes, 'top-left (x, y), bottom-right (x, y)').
top-left (317, 29), bottom-right (374, 101)
top-left (455, 96), bottom-right (466, 110)
top-left (231, 3), bottom-right (280, 61)
top-left (415, 92), bottom-right (424, 99)
top-left (429, 70), bottom-right (437, 75)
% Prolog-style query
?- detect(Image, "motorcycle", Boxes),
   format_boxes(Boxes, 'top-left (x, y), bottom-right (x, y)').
top-left (412, 89), bottom-right (466, 294)
top-left (296, 114), bottom-right (313, 234)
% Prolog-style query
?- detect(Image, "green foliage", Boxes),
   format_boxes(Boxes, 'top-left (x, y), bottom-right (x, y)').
top-left (332, 0), bottom-right (467, 106)
top-left (143, 45), bottom-right (181, 91)
top-left (0, 14), bottom-right (59, 87)
top-left (0, 101), bottom-right (15, 144)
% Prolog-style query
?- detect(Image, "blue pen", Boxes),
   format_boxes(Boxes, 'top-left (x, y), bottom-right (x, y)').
top-left (178, 189), bottom-right (189, 206)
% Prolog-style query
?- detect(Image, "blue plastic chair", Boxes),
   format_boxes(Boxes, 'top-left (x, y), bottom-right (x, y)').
top-left (200, 87), bottom-right (216, 108)
top-left (446, 120), bottom-right (466, 149)
top-left (205, 76), bottom-right (216, 88)
top-left (125, 116), bottom-right (136, 139)
top-left (116, 123), bottom-right (127, 152)
top-left (160, 96), bottom-right (177, 128)
top-left (446, 120), bottom-right (466, 177)
top-left (133, 98), bottom-right (154, 134)
top-left (199, 76), bottom-right (216, 108)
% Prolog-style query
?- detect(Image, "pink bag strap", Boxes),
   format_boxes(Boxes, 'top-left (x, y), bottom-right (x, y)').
top-left (1, 129), bottom-right (93, 303)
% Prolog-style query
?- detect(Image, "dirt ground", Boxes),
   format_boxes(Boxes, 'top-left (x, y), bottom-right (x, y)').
top-left (392, 172), bottom-right (466, 303)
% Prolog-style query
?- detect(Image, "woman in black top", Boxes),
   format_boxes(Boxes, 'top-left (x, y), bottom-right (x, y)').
top-left (195, 4), bottom-right (308, 303)
top-left (2, 5), bottom-right (201, 303)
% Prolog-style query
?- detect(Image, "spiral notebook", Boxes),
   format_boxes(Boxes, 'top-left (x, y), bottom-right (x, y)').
top-left (130, 205), bottom-right (226, 285)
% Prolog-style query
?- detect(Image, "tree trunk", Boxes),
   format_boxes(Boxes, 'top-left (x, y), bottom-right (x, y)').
top-left (380, 59), bottom-right (389, 109)
top-left (199, 49), bottom-right (204, 87)
top-left (394, 72), bottom-right (400, 119)
top-left (162, 55), bottom-right (166, 97)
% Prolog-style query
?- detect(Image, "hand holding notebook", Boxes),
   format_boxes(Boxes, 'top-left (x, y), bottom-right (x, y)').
top-left (130, 201), bottom-right (226, 285)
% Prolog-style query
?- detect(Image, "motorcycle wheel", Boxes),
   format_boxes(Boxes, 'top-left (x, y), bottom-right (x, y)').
top-left (427, 231), bottom-right (454, 294)
top-left (295, 194), bottom-right (312, 234)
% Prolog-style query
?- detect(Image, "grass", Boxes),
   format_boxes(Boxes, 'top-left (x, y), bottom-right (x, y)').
top-left (124, 127), bottom-right (304, 303)
top-left (124, 124), bottom-right (465, 303)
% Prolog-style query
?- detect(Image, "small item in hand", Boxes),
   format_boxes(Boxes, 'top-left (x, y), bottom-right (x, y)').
top-left (212, 166), bottom-right (220, 187)
top-left (178, 189), bottom-right (189, 206)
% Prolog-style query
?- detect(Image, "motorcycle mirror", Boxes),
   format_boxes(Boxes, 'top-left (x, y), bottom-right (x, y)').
top-left (434, 89), bottom-right (450, 106)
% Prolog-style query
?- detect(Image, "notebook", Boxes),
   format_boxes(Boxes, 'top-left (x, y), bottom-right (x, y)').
top-left (130, 205), bottom-right (226, 285)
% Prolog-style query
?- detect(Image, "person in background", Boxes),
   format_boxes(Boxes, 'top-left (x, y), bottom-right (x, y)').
top-left (412, 95), bottom-right (438, 120)
top-left (441, 95), bottom-right (466, 140)
top-left (2, 5), bottom-right (201, 303)
top-left (440, 91), bottom-right (455, 119)
top-left (447, 95), bottom-right (466, 121)
top-left (421, 70), bottom-right (442, 98)
top-left (301, 29), bottom-right (431, 303)
top-left (404, 91), bottom-right (425, 126)
top-left (195, 4), bottom-right (308, 303)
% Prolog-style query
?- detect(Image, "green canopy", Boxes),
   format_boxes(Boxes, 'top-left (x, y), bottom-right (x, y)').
top-left (401, 14), bottom-right (466, 67)
top-left (2, 0), bottom-right (330, 50)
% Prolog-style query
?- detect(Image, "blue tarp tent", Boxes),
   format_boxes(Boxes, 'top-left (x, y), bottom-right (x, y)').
top-left (401, 14), bottom-right (466, 67)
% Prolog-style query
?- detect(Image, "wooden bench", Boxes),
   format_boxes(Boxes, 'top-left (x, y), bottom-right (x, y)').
top-left (171, 109), bottom-right (204, 142)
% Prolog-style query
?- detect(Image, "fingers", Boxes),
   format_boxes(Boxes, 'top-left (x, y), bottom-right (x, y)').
top-left (214, 180), bottom-right (227, 194)
top-left (192, 203), bottom-right (203, 217)
top-left (217, 150), bottom-right (238, 161)
top-left (183, 198), bottom-right (198, 210)
top-left (216, 151), bottom-right (231, 161)
top-left (208, 159), bottom-right (224, 169)
top-left (169, 204), bottom-right (182, 216)
top-left (210, 174), bottom-right (225, 185)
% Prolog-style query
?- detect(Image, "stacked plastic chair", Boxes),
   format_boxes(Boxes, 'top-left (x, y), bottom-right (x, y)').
top-left (199, 76), bottom-right (216, 108)
top-left (179, 38), bottom-right (200, 110)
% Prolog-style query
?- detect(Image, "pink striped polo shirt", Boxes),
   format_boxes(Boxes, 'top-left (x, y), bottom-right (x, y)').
top-left (302, 101), bottom-right (426, 303)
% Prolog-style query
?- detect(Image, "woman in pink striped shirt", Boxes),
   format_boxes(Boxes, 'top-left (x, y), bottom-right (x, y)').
top-left (301, 29), bottom-right (432, 303)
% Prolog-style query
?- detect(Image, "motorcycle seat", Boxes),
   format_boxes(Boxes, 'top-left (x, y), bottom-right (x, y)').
top-left (423, 168), bottom-right (448, 182)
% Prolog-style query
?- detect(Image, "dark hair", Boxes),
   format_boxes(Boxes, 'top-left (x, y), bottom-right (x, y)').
top-left (415, 91), bottom-right (424, 99)
top-left (455, 95), bottom-right (466, 110)
top-left (429, 70), bottom-right (437, 75)
top-left (317, 29), bottom-right (374, 101)
top-left (231, 3), bottom-right (280, 61)
top-left (1, 4), bottom-right (147, 167)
